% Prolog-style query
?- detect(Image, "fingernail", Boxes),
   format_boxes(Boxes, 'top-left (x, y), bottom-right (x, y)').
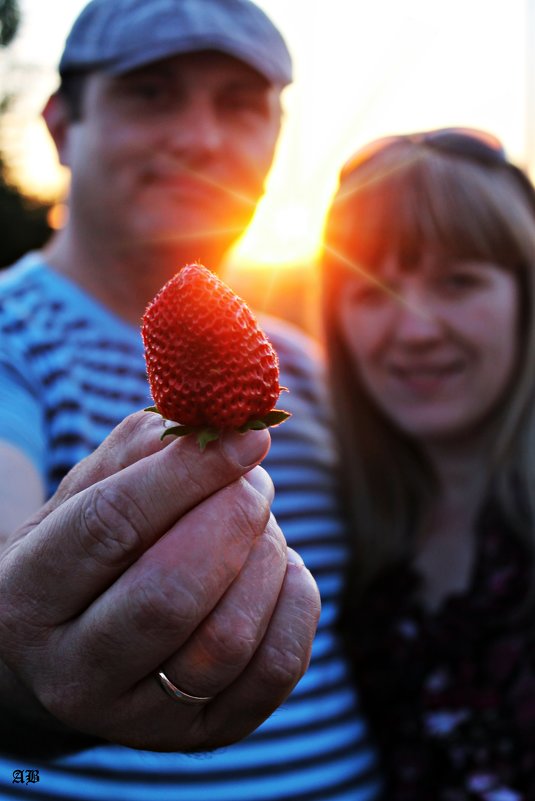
top-left (287, 548), bottom-right (305, 567)
top-left (244, 466), bottom-right (274, 502)
top-left (222, 429), bottom-right (270, 468)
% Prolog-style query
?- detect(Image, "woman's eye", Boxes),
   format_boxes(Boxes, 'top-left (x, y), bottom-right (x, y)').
top-left (443, 273), bottom-right (480, 291)
top-left (348, 282), bottom-right (386, 305)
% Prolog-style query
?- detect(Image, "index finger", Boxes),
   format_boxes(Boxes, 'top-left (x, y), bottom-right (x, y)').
top-left (0, 423), bottom-right (271, 625)
top-left (12, 412), bottom-right (188, 539)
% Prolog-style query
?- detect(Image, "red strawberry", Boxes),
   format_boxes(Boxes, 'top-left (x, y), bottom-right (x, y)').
top-left (142, 263), bottom-right (290, 449)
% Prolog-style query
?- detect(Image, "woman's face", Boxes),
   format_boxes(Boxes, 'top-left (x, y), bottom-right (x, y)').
top-left (339, 251), bottom-right (519, 445)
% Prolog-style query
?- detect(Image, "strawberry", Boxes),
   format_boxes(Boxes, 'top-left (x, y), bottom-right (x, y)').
top-left (142, 263), bottom-right (290, 449)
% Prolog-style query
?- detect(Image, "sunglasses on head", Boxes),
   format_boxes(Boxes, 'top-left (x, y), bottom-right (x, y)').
top-left (340, 126), bottom-right (535, 212)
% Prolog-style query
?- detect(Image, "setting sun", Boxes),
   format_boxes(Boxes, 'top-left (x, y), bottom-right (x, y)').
top-left (234, 197), bottom-right (322, 268)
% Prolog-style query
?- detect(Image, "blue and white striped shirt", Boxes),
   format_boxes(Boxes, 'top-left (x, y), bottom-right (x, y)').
top-left (0, 254), bottom-right (380, 801)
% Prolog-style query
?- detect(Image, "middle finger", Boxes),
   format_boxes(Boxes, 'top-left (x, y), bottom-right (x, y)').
top-left (156, 513), bottom-right (287, 700)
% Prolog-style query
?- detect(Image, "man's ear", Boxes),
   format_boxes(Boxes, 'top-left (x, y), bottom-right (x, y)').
top-left (42, 92), bottom-right (74, 168)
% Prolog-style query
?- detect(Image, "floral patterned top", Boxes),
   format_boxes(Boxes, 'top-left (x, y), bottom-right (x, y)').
top-left (343, 508), bottom-right (535, 800)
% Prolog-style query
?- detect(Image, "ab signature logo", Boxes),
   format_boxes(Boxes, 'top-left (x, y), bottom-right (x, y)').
top-left (12, 769), bottom-right (40, 785)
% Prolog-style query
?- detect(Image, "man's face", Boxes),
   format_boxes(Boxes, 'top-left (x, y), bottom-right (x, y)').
top-left (62, 51), bottom-right (282, 259)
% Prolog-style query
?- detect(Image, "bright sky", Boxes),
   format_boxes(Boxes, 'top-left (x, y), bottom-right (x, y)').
top-left (6, 0), bottom-right (533, 269)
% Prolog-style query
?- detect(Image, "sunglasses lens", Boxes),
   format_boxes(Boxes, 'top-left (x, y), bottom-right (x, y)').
top-left (341, 127), bottom-right (507, 181)
top-left (424, 129), bottom-right (506, 163)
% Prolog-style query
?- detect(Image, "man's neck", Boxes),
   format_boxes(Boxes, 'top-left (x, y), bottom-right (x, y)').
top-left (42, 228), bottom-right (226, 325)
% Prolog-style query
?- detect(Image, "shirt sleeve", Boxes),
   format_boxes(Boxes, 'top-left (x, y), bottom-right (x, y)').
top-left (0, 353), bottom-right (47, 476)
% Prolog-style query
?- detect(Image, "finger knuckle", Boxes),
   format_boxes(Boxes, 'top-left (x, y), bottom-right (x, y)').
top-left (204, 612), bottom-right (259, 666)
top-left (115, 410), bottom-right (148, 440)
top-left (259, 643), bottom-right (304, 689)
top-left (175, 456), bottom-right (207, 500)
top-left (36, 657), bottom-right (94, 725)
top-left (152, 446), bottom-right (208, 506)
top-left (263, 514), bottom-right (287, 555)
top-left (127, 578), bottom-right (201, 640)
top-left (226, 484), bottom-right (272, 545)
top-left (78, 484), bottom-right (147, 568)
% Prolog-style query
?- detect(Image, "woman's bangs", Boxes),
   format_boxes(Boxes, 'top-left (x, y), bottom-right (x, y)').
top-left (330, 158), bottom-right (457, 274)
top-left (331, 149), bottom-right (528, 274)
top-left (327, 169), bottom-right (421, 275)
top-left (417, 157), bottom-right (529, 267)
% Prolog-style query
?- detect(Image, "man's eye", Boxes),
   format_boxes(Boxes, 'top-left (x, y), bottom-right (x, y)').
top-left (127, 82), bottom-right (170, 103)
top-left (222, 94), bottom-right (268, 116)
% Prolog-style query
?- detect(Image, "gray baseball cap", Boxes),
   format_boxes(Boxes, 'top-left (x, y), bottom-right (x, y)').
top-left (59, 0), bottom-right (293, 87)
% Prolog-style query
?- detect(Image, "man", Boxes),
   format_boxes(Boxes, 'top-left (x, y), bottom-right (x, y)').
top-left (0, 0), bottom-right (380, 799)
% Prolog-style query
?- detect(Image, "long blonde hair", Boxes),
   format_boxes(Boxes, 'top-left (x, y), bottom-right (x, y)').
top-left (321, 132), bottom-right (535, 598)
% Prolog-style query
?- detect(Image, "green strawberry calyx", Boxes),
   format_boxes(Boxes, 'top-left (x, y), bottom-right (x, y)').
top-left (144, 406), bottom-right (291, 452)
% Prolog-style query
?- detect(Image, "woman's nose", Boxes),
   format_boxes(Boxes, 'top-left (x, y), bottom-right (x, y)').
top-left (393, 291), bottom-right (443, 344)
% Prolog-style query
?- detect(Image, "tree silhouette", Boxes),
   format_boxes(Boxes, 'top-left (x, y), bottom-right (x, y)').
top-left (0, 0), bottom-right (20, 47)
top-left (0, 0), bottom-right (52, 269)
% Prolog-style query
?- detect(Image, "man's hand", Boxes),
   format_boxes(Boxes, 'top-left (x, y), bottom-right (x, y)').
top-left (0, 411), bottom-right (320, 752)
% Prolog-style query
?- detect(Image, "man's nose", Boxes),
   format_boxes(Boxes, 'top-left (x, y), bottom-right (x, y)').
top-left (167, 98), bottom-right (224, 157)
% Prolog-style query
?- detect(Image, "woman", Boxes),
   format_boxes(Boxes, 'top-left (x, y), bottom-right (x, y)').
top-left (322, 129), bottom-right (535, 798)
